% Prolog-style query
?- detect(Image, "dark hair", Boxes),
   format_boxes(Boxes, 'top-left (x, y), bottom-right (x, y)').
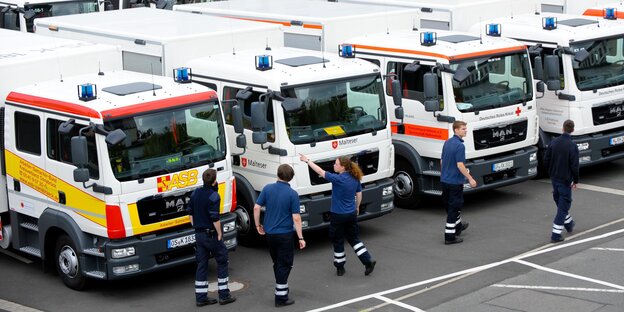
top-left (563, 119), bottom-right (575, 134)
top-left (202, 169), bottom-right (217, 186)
top-left (277, 164), bottom-right (295, 182)
top-left (452, 120), bottom-right (467, 131)
top-left (338, 156), bottom-right (363, 181)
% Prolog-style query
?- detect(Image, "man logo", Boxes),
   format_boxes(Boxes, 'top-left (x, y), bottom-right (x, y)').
top-left (492, 128), bottom-right (513, 141)
top-left (242, 157), bottom-right (248, 167)
top-left (332, 141), bottom-right (338, 149)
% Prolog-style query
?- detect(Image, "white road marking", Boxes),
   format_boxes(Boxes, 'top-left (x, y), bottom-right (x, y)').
top-left (0, 299), bottom-right (43, 312)
top-left (514, 259), bottom-right (624, 290)
top-left (491, 284), bottom-right (624, 293)
top-left (308, 220), bottom-right (624, 312)
top-left (591, 247), bottom-right (624, 251)
top-left (371, 295), bottom-right (426, 312)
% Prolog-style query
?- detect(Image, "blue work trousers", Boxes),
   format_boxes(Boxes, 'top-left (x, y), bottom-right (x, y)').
top-left (194, 231), bottom-right (230, 302)
top-left (266, 232), bottom-right (294, 304)
top-left (329, 212), bottom-right (372, 268)
top-left (442, 182), bottom-right (464, 241)
top-left (551, 180), bottom-right (573, 239)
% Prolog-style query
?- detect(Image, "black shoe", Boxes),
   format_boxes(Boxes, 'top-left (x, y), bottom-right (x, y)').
top-left (565, 221), bottom-right (575, 233)
top-left (456, 222), bottom-right (469, 236)
top-left (551, 237), bottom-right (565, 243)
top-left (196, 298), bottom-right (218, 306)
top-left (275, 299), bottom-right (295, 307)
top-left (364, 260), bottom-right (376, 276)
top-left (219, 295), bottom-right (236, 305)
top-left (445, 237), bottom-right (464, 245)
top-left (336, 266), bottom-right (345, 276)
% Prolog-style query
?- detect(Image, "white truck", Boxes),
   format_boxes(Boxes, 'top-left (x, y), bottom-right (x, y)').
top-left (173, 0), bottom-right (419, 52)
top-left (35, 7), bottom-right (284, 76)
top-left (0, 0), bottom-right (103, 32)
top-left (33, 8), bottom-right (395, 241)
top-left (318, 0), bottom-right (538, 31)
top-left (0, 30), bottom-right (241, 289)
top-left (540, 0), bottom-right (615, 14)
top-left (474, 13), bottom-right (624, 171)
top-left (342, 29), bottom-right (540, 206)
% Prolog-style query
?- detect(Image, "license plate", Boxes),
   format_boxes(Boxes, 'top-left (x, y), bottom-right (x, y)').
top-left (167, 234), bottom-right (195, 249)
top-left (492, 160), bottom-right (514, 172)
top-left (610, 135), bottom-right (624, 146)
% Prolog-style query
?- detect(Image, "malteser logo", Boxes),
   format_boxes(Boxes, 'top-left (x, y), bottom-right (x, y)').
top-left (332, 138), bottom-right (358, 149)
top-left (242, 157), bottom-right (248, 167)
top-left (332, 141), bottom-right (338, 149)
top-left (156, 169), bottom-right (199, 193)
top-left (241, 157), bottom-right (267, 169)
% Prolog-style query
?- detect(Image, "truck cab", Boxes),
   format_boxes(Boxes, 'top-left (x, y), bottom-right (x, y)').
top-left (1, 70), bottom-right (238, 289)
top-left (0, 0), bottom-right (101, 32)
top-left (344, 28), bottom-right (539, 206)
top-left (187, 47), bottom-right (396, 240)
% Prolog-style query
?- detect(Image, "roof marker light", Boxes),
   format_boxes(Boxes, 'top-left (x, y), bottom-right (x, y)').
top-left (486, 23), bottom-right (501, 36)
top-left (78, 83), bottom-right (96, 102)
top-left (542, 17), bottom-right (557, 30)
top-left (255, 55), bottom-right (273, 71)
top-left (604, 8), bottom-right (617, 20)
top-left (338, 44), bottom-right (355, 58)
top-left (173, 67), bottom-right (192, 83)
top-left (420, 31), bottom-right (437, 46)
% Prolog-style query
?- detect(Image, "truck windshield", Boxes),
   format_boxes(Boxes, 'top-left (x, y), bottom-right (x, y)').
top-left (450, 51), bottom-right (533, 113)
top-left (571, 36), bottom-right (624, 91)
top-left (281, 74), bottom-right (387, 144)
top-left (105, 101), bottom-right (227, 182)
top-left (25, 0), bottom-right (99, 32)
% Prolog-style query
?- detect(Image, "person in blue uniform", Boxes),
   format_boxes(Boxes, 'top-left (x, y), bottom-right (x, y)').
top-left (544, 119), bottom-right (579, 243)
top-left (187, 169), bottom-right (236, 307)
top-left (300, 154), bottom-right (376, 277)
top-left (254, 164), bottom-right (306, 308)
top-left (441, 120), bottom-right (477, 245)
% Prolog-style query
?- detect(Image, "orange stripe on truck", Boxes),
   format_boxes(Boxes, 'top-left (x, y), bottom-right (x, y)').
top-left (391, 122), bottom-right (448, 141)
top-left (6, 92), bottom-right (101, 118)
top-left (583, 8), bottom-right (624, 19)
top-left (352, 44), bottom-right (526, 61)
top-left (101, 91), bottom-right (217, 119)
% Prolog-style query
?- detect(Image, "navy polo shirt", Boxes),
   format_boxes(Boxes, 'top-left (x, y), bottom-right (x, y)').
top-left (325, 172), bottom-right (362, 214)
top-left (256, 181), bottom-right (300, 234)
top-left (187, 186), bottom-right (221, 231)
top-left (441, 134), bottom-right (466, 185)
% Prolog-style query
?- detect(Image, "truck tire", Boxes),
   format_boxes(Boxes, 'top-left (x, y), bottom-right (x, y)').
top-left (234, 191), bottom-right (260, 245)
top-left (393, 159), bottom-right (422, 208)
top-left (55, 235), bottom-right (87, 290)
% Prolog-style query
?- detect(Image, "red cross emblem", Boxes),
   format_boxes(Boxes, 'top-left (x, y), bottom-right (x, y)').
top-left (515, 107), bottom-right (522, 116)
top-left (332, 141), bottom-right (338, 149)
top-left (241, 158), bottom-right (247, 167)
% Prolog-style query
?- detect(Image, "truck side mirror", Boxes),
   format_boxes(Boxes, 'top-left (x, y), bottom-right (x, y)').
top-left (574, 49), bottom-right (590, 63)
top-left (423, 72), bottom-right (441, 112)
top-left (545, 54), bottom-right (561, 91)
top-left (105, 129), bottom-right (126, 145)
top-left (251, 101), bottom-right (267, 144)
top-left (536, 81), bottom-right (545, 93)
top-left (73, 168), bottom-right (90, 183)
top-left (391, 80), bottom-right (402, 107)
top-left (395, 106), bottom-right (404, 120)
top-left (281, 97), bottom-right (304, 113)
top-left (533, 56), bottom-right (544, 81)
top-left (236, 86), bottom-right (253, 101)
top-left (452, 67), bottom-right (470, 84)
top-left (236, 134), bottom-right (247, 149)
top-left (71, 136), bottom-right (89, 167)
top-left (231, 105), bottom-right (244, 134)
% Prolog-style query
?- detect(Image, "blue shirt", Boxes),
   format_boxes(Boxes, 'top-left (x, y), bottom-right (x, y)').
top-left (256, 181), bottom-right (300, 234)
top-left (441, 134), bottom-right (466, 185)
top-left (544, 133), bottom-right (579, 185)
top-left (187, 186), bottom-right (220, 231)
top-left (325, 172), bottom-right (362, 214)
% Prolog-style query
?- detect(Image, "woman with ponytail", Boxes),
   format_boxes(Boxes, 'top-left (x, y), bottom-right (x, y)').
top-left (299, 153), bottom-right (376, 277)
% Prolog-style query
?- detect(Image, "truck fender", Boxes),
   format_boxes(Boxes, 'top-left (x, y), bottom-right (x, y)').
top-left (537, 128), bottom-right (553, 150)
top-left (232, 172), bottom-right (259, 241)
top-left (38, 208), bottom-right (92, 263)
top-left (392, 139), bottom-right (424, 175)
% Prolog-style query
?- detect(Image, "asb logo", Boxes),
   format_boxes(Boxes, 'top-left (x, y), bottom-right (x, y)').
top-left (332, 141), bottom-right (338, 149)
top-left (241, 157), bottom-right (248, 167)
top-left (156, 169), bottom-right (199, 193)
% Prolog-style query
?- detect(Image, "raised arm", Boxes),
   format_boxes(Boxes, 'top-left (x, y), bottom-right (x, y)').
top-left (299, 153), bottom-right (326, 179)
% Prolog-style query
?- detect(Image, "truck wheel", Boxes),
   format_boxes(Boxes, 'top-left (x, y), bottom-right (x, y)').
top-left (55, 235), bottom-right (87, 290)
top-left (393, 159), bottom-right (422, 208)
top-left (0, 224), bottom-right (11, 249)
top-left (234, 193), bottom-right (259, 245)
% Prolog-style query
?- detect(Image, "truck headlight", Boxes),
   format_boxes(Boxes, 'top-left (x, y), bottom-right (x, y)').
top-left (113, 264), bottom-right (139, 274)
top-left (577, 142), bottom-right (589, 151)
top-left (111, 246), bottom-right (135, 259)
top-left (579, 156), bottom-right (591, 163)
top-left (299, 204), bottom-right (306, 214)
top-left (301, 221), bottom-right (308, 228)
top-left (529, 152), bottom-right (537, 162)
top-left (382, 185), bottom-right (393, 196)
top-left (223, 221), bottom-right (236, 233)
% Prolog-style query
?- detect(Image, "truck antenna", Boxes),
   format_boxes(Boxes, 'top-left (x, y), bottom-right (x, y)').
top-left (479, 17), bottom-right (483, 44)
top-left (98, 61), bottom-right (104, 76)
top-left (150, 63), bottom-right (156, 96)
top-left (321, 24), bottom-right (326, 68)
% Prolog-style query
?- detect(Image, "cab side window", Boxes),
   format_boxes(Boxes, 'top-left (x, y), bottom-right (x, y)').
top-left (222, 86), bottom-right (275, 142)
top-left (47, 119), bottom-right (99, 179)
top-left (15, 112), bottom-right (41, 155)
top-left (386, 62), bottom-right (443, 103)
top-left (0, 7), bottom-right (19, 31)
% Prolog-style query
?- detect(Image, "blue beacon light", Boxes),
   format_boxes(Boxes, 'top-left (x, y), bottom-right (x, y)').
top-left (173, 67), bottom-right (192, 83)
top-left (339, 44), bottom-right (355, 58)
top-left (420, 32), bottom-right (437, 46)
top-left (255, 55), bottom-right (273, 71)
top-left (77, 83), bottom-right (96, 102)
top-left (604, 8), bottom-right (617, 20)
top-left (486, 23), bottom-right (501, 36)
top-left (542, 17), bottom-right (557, 30)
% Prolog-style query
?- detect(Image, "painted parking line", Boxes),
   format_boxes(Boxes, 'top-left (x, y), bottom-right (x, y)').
top-left (491, 284), bottom-right (624, 293)
top-left (514, 259), bottom-right (624, 290)
top-left (591, 247), bottom-right (624, 251)
top-left (0, 299), bottom-right (43, 312)
top-left (308, 221), bottom-right (624, 312)
top-left (536, 179), bottom-right (624, 196)
top-left (371, 295), bottom-right (425, 312)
